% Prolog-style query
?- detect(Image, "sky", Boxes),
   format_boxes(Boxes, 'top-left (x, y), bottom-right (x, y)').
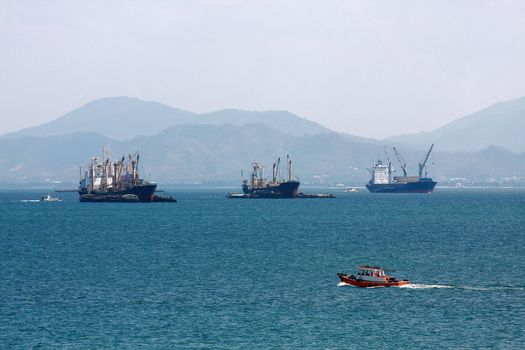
top-left (1, 0), bottom-right (525, 139)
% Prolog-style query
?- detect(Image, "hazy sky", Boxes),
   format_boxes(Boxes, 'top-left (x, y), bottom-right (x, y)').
top-left (2, 0), bottom-right (525, 138)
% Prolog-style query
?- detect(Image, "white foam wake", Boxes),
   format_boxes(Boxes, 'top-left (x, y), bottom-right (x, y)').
top-left (401, 284), bottom-right (524, 291)
top-left (400, 284), bottom-right (453, 289)
top-left (337, 282), bottom-right (524, 291)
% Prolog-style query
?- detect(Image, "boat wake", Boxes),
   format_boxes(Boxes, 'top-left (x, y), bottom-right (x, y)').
top-left (400, 284), bottom-right (452, 289)
top-left (20, 199), bottom-right (40, 203)
top-left (401, 284), bottom-right (524, 291)
top-left (338, 282), bottom-right (524, 291)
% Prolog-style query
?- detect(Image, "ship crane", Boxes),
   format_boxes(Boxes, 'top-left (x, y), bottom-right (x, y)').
top-left (418, 144), bottom-right (435, 179)
top-left (393, 147), bottom-right (408, 177)
top-left (272, 157), bottom-right (280, 183)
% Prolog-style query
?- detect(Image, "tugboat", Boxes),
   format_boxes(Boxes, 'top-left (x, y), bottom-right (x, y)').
top-left (240, 155), bottom-right (300, 198)
top-left (78, 147), bottom-right (158, 202)
top-left (337, 265), bottom-right (409, 287)
top-left (365, 144), bottom-right (437, 193)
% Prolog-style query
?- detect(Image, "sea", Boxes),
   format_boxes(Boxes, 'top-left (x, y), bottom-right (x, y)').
top-left (1, 188), bottom-right (524, 349)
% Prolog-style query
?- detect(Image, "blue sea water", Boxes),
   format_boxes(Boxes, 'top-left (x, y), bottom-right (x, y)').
top-left (0, 188), bottom-right (524, 349)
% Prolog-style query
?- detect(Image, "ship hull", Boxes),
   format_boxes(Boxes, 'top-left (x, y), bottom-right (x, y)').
top-left (242, 180), bottom-right (300, 198)
top-left (365, 179), bottom-right (436, 193)
top-left (78, 183), bottom-right (157, 202)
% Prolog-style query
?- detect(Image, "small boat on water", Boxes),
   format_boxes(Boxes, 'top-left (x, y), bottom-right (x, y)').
top-left (345, 187), bottom-right (359, 192)
top-left (338, 265), bottom-right (409, 288)
top-left (40, 194), bottom-right (62, 202)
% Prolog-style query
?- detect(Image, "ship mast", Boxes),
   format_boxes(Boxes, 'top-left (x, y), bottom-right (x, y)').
top-left (251, 163), bottom-right (258, 188)
top-left (287, 155), bottom-right (292, 182)
top-left (90, 158), bottom-right (96, 192)
top-left (383, 146), bottom-right (392, 183)
top-left (135, 153), bottom-right (140, 183)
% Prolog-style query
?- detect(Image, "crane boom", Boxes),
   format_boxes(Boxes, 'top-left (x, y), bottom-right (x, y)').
top-left (393, 147), bottom-right (408, 177)
top-left (274, 157), bottom-right (280, 182)
top-left (418, 144), bottom-right (435, 178)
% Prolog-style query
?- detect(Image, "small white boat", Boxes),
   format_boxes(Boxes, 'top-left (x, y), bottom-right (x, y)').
top-left (346, 187), bottom-right (359, 192)
top-left (40, 194), bottom-right (62, 202)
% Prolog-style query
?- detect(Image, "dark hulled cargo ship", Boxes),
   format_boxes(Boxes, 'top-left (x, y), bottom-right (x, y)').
top-left (365, 144), bottom-right (437, 193)
top-left (240, 156), bottom-right (300, 198)
top-left (78, 147), bottom-right (157, 202)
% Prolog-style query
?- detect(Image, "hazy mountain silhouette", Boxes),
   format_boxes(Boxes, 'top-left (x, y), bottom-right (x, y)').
top-left (387, 96), bottom-right (525, 152)
top-left (3, 97), bottom-right (330, 140)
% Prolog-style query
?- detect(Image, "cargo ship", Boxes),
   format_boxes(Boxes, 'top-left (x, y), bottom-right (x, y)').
top-left (239, 155), bottom-right (300, 198)
top-left (78, 147), bottom-right (157, 202)
top-left (365, 144), bottom-right (437, 193)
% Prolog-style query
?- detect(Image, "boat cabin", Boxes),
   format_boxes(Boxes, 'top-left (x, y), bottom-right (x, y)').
top-left (356, 266), bottom-right (386, 277)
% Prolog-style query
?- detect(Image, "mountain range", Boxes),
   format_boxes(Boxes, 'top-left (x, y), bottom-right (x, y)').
top-left (387, 96), bottom-right (525, 153)
top-left (3, 97), bottom-right (331, 140)
top-left (0, 96), bottom-right (524, 186)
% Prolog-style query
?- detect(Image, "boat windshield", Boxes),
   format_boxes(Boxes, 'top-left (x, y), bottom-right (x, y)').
top-left (358, 268), bottom-right (385, 277)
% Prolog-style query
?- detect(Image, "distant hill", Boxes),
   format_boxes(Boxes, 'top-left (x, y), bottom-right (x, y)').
top-left (2, 97), bottom-right (331, 140)
top-left (387, 96), bottom-right (525, 152)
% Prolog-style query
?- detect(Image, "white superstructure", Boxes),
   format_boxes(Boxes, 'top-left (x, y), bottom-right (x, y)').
top-left (370, 160), bottom-right (391, 184)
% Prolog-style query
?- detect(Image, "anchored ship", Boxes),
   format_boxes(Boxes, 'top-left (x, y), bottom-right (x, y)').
top-left (239, 155), bottom-right (300, 198)
top-left (365, 144), bottom-right (437, 193)
top-left (78, 147), bottom-right (157, 202)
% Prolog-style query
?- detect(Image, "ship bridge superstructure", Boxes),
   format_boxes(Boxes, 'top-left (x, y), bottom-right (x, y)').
top-left (369, 160), bottom-right (391, 184)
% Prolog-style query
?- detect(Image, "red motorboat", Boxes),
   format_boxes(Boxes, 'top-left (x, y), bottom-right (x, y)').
top-left (338, 265), bottom-right (409, 288)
